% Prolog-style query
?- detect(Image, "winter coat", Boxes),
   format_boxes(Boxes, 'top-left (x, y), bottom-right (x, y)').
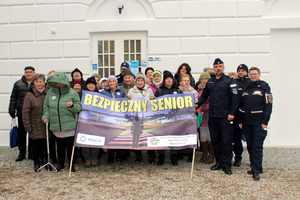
top-left (197, 86), bottom-right (209, 127)
top-left (155, 83), bottom-right (182, 97)
top-left (148, 82), bottom-right (163, 95)
top-left (120, 80), bottom-right (135, 95)
top-left (9, 76), bottom-right (34, 118)
top-left (128, 84), bottom-right (154, 98)
top-left (42, 73), bottom-right (82, 132)
top-left (100, 85), bottom-right (126, 99)
top-left (178, 85), bottom-right (198, 103)
top-left (22, 87), bottom-right (48, 139)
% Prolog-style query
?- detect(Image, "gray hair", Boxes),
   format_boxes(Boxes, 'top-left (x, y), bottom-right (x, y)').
top-left (92, 73), bottom-right (101, 80)
top-left (33, 73), bottom-right (46, 82)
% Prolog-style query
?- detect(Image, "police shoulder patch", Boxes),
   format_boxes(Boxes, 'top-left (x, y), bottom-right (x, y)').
top-left (266, 94), bottom-right (273, 104)
top-left (232, 88), bottom-right (238, 95)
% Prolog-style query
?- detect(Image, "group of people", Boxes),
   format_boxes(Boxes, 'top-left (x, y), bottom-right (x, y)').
top-left (9, 58), bottom-right (272, 181)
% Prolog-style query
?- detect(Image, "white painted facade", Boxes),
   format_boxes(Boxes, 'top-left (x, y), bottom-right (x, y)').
top-left (1, 0), bottom-right (299, 147)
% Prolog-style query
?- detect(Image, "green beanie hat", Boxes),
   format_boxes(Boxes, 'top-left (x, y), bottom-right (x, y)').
top-left (199, 72), bottom-right (211, 81)
top-left (152, 70), bottom-right (162, 78)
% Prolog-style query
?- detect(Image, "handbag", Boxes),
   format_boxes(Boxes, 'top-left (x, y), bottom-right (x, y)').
top-left (10, 118), bottom-right (19, 148)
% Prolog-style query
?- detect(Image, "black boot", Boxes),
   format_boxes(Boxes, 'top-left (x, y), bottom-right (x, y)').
top-left (16, 154), bottom-right (25, 162)
top-left (157, 154), bottom-right (165, 165)
top-left (171, 154), bottom-right (178, 166)
top-left (187, 153), bottom-right (193, 162)
top-left (148, 152), bottom-right (156, 165)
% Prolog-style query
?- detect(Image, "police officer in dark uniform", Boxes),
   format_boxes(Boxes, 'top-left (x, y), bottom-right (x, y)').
top-left (197, 58), bottom-right (239, 175)
top-left (239, 67), bottom-right (272, 181)
top-left (233, 64), bottom-right (250, 167)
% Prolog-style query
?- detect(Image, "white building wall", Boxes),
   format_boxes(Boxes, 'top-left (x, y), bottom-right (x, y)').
top-left (0, 0), bottom-right (299, 147)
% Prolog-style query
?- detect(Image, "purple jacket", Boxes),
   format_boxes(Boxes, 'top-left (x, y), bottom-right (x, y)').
top-left (198, 86), bottom-right (209, 127)
top-left (149, 82), bottom-right (163, 95)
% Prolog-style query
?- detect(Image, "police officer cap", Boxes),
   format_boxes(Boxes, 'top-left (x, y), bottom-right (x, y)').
top-left (120, 62), bottom-right (129, 69)
top-left (213, 58), bottom-right (224, 65)
top-left (237, 64), bottom-right (248, 73)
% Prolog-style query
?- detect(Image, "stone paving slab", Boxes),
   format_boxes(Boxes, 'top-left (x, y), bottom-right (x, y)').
top-left (1, 147), bottom-right (300, 171)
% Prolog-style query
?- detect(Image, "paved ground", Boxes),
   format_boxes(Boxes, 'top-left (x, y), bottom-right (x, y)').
top-left (1, 146), bottom-right (300, 171)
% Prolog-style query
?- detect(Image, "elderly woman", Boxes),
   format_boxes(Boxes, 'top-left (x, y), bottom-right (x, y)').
top-left (197, 72), bottom-right (215, 164)
top-left (81, 77), bottom-right (101, 168)
top-left (148, 70), bottom-right (163, 95)
top-left (174, 63), bottom-right (196, 88)
top-left (92, 73), bottom-right (101, 90)
top-left (22, 74), bottom-right (49, 172)
top-left (42, 73), bottom-right (82, 173)
top-left (127, 73), bottom-right (155, 164)
top-left (177, 74), bottom-right (199, 162)
top-left (239, 67), bottom-right (273, 181)
top-left (145, 67), bottom-right (154, 85)
top-left (99, 77), bottom-right (107, 92)
top-left (101, 75), bottom-right (126, 164)
top-left (72, 80), bottom-right (83, 99)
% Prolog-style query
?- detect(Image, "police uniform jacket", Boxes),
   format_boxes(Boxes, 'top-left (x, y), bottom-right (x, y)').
top-left (239, 80), bottom-right (272, 125)
top-left (197, 74), bottom-right (239, 118)
top-left (235, 76), bottom-right (250, 118)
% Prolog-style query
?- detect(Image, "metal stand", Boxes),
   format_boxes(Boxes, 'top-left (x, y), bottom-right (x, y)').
top-left (37, 122), bottom-right (57, 173)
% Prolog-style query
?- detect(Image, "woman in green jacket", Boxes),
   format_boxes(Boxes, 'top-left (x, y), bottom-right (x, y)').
top-left (42, 73), bottom-right (82, 172)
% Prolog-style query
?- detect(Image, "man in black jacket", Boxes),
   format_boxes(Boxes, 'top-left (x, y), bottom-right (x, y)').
top-left (233, 64), bottom-right (251, 167)
top-left (70, 68), bottom-right (86, 88)
top-left (9, 66), bottom-right (35, 161)
top-left (197, 58), bottom-right (239, 175)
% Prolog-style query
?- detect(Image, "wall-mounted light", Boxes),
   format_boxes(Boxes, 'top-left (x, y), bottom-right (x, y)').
top-left (118, 0), bottom-right (124, 14)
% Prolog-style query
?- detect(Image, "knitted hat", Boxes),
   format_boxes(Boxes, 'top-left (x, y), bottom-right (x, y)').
top-left (152, 70), bottom-right (162, 78)
top-left (123, 69), bottom-right (134, 77)
top-left (199, 72), bottom-right (211, 81)
top-left (213, 58), bottom-right (224, 65)
top-left (203, 67), bottom-right (212, 72)
top-left (163, 70), bottom-right (174, 83)
top-left (237, 64), bottom-right (248, 73)
top-left (136, 72), bottom-right (146, 83)
top-left (99, 77), bottom-right (107, 86)
top-left (107, 75), bottom-right (117, 83)
top-left (71, 80), bottom-right (83, 88)
top-left (71, 68), bottom-right (83, 78)
top-left (86, 77), bottom-right (96, 86)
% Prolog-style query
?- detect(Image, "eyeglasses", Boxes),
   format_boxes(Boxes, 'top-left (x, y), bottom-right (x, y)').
top-left (249, 73), bottom-right (259, 76)
top-left (201, 78), bottom-right (209, 80)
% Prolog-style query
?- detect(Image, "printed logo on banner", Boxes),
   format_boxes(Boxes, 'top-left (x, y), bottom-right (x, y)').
top-left (77, 133), bottom-right (105, 146)
top-left (150, 137), bottom-right (159, 145)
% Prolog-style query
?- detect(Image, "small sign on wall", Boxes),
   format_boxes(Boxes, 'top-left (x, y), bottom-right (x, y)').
top-left (149, 57), bottom-right (161, 61)
top-left (142, 60), bottom-right (147, 67)
top-left (93, 64), bottom-right (97, 70)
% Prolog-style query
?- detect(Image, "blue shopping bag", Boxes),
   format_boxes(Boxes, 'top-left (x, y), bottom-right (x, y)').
top-left (10, 119), bottom-right (19, 148)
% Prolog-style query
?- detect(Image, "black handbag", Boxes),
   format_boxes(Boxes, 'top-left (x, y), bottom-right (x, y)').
top-left (10, 119), bottom-right (19, 148)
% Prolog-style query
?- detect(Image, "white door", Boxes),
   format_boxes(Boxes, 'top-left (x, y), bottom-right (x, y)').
top-left (91, 31), bottom-right (148, 78)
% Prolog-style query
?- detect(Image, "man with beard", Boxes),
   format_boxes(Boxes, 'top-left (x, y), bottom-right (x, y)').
top-left (196, 58), bottom-right (239, 175)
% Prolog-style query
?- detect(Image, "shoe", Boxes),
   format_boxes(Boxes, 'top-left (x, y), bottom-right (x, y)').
top-left (157, 154), bottom-right (165, 165)
top-left (91, 159), bottom-right (97, 167)
top-left (199, 141), bottom-right (208, 162)
top-left (205, 143), bottom-right (215, 164)
top-left (108, 155), bottom-right (114, 164)
top-left (211, 163), bottom-right (222, 170)
top-left (247, 170), bottom-right (263, 175)
top-left (85, 160), bottom-right (91, 168)
top-left (34, 163), bottom-right (40, 172)
top-left (56, 164), bottom-right (65, 172)
top-left (171, 154), bottom-right (178, 166)
top-left (16, 154), bottom-right (25, 162)
top-left (233, 160), bottom-right (241, 167)
top-left (187, 154), bottom-right (193, 162)
top-left (148, 154), bottom-right (156, 165)
top-left (71, 165), bottom-right (75, 173)
top-left (253, 172), bottom-right (260, 181)
top-left (224, 166), bottom-right (232, 175)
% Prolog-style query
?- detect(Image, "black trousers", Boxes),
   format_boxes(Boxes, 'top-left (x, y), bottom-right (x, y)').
top-left (233, 117), bottom-right (243, 161)
top-left (31, 138), bottom-right (47, 164)
top-left (56, 136), bottom-right (74, 166)
top-left (17, 114), bottom-right (32, 156)
top-left (208, 117), bottom-right (233, 167)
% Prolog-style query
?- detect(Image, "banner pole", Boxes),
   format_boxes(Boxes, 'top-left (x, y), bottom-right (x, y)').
top-left (190, 147), bottom-right (196, 180)
top-left (68, 146), bottom-right (75, 179)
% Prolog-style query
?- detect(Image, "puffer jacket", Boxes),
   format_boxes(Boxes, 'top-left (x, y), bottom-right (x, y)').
top-left (128, 84), bottom-right (154, 98)
top-left (100, 85), bottom-right (126, 98)
top-left (9, 76), bottom-right (34, 118)
top-left (42, 73), bottom-right (82, 132)
top-left (22, 87), bottom-right (48, 139)
top-left (155, 83), bottom-right (183, 97)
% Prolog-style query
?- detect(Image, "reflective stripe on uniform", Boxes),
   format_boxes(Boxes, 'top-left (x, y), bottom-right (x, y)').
top-left (251, 111), bottom-right (263, 113)
top-left (239, 108), bottom-right (245, 113)
top-left (230, 84), bottom-right (237, 88)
